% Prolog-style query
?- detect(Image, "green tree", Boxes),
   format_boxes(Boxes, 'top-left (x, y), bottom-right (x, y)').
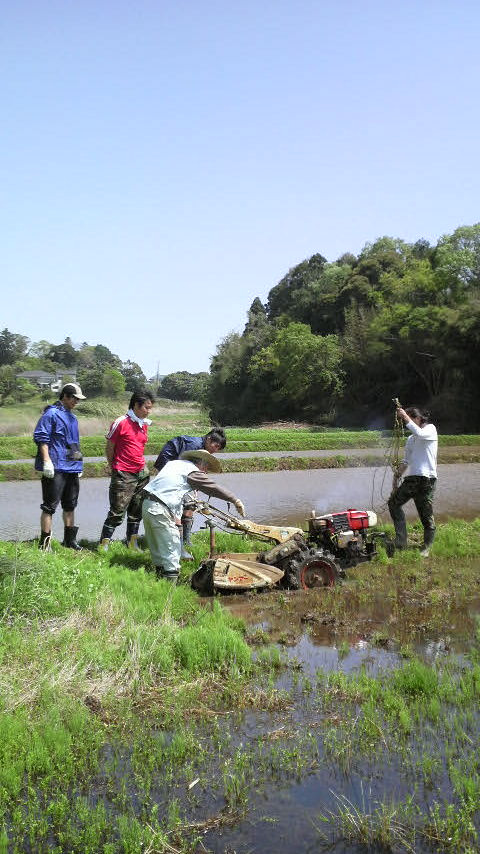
top-left (266, 253), bottom-right (327, 320)
top-left (102, 368), bottom-right (126, 397)
top-left (48, 338), bottom-right (77, 368)
top-left (121, 360), bottom-right (147, 392)
top-left (206, 333), bottom-right (253, 422)
top-left (0, 365), bottom-right (16, 404)
top-left (369, 302), bottom-right (457, 400)
top-left (16, 378), bottom-right (37, 402)
top-left (294, 263), bottom-right (352, 334)
top-left (0, 329), bottom-right (30, 365)
top-left (159, 371), bottom-right (209, 401)
top-left (206, 300), bottom-right (274, 423)
top-left (28, 340), bottom-right (54, 359)
top-left (76, 367), bottom-right (104, 396)
top-left (249, 322), bottom-right (344, 420)
top-left (94, 344), bottom-right (122, 369)
top-left (243, 297), bottom-right (269, 336)
top-left (76, 344), bottom-right (97, 368)
top-left (433, 224), bottom-right (480, 302)
top-left (190, 372), bottom-right (209, 401)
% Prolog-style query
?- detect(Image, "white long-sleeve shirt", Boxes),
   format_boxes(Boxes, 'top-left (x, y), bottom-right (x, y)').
top-left (403, 421), bottom-right (438, 478)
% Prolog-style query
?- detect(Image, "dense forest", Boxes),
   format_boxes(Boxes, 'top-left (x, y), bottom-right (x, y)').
top-left (206, 224), bottom-right (480, 432)
top-left (2, 223), bottom-right (479, 431)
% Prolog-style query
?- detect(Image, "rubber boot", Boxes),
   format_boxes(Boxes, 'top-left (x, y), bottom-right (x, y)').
top-left (388, 496), bottom-right (408, 550)
top-left (155, 566), bottom-right (178, 584)
top-left (99, 523), bottom-right (115, 552)
top-left (420, 526), bottom-right (435, 558)
top-left (180, 518), bottom-right (194, 561)
top-left (38, 530), bottom-right (52, 552)
top-left (62, 526), bottom-right (82, 551)
top-left (125, 521), bottom-right (141, 551)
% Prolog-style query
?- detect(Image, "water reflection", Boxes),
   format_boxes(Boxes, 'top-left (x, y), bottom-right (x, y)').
top-left (1, 464), bottom-right (479, 540)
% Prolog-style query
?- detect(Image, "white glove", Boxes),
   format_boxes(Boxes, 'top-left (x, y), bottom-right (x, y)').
top-left (78, 471), bottom-right (83, 478)
top-left (43, 460), bottom-right (55, 479)
top-left (234, 499), bottom-right (246, 518)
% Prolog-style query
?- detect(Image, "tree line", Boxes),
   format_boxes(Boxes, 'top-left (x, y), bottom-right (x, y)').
top-left (0, 335), bottom-right (148, 404)
top-left (205, 224), bottom-right (480, 432)
top-left (0, 332), bottom-right (209, 406)
top-left (3, 222), bottom-right (479, 430)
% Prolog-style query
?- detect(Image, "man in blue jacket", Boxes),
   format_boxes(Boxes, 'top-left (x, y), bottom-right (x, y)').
top-left (33, 382), bottom-right (86, 550)
top-left (152, 428), bottom-right (226, 559)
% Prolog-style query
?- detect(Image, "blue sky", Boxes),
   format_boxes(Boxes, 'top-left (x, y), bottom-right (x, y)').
top-left (1, 0), bottom-right (479, 378)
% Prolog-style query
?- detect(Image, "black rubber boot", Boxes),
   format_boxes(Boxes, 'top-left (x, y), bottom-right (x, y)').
top-left (180, 518), bottom-right (194, 561)
top-left (38, 531), bottom-right (52, 552)
top-left (62, 526), bottom-right (82, 551)
top-left (424, 527), bottom-right (436, 548)
top-left (155, 566), bottom-right (178, 584)
top-left (125, 521), bottom-right (141, 551)
top-left (99, 523), bottom-right (115, 552)
top-left (421, 526), bottom-right (436, 557)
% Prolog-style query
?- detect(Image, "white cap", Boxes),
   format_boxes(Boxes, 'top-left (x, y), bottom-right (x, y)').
top-left (60, 382), bottom-right (86, 400)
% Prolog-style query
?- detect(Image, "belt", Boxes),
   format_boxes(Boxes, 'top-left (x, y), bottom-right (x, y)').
top-left (141, 491), bottom-right (175, 517)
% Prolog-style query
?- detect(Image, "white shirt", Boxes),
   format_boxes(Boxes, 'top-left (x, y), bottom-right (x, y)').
top-left (403, 421), bottom-right (438, 478)
top-left (143, 460), bottom-right (198, 518)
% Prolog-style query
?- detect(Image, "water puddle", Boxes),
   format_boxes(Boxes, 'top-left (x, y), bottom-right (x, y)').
top-left (193, 582), bottom-right (480, 854)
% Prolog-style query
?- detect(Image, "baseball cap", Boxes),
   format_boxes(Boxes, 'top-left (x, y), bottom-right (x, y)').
top-left (61, 382), bottom-right (86, 400)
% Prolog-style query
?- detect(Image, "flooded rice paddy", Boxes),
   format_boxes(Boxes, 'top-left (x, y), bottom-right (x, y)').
top-left (71, 571), bottom-right (479, 854)
top-left (180, 572), bottom-right (480, 854)
top-left (2, 463), bottom-right (480, 541)
top-left (2, 463), bottom-right (480, 851)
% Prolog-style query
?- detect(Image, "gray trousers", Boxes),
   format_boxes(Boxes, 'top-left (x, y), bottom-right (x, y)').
top-left (142, 500), bottom-right (181, 577)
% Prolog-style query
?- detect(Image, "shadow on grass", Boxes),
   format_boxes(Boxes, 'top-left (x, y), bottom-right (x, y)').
top-left (108, 551), bottom-right (152, 572)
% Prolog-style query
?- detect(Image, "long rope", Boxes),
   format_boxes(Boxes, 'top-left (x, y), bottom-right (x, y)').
top-left (388, 397), bottom-right (405, 495)
top-left (370, 397), bottom-right (405, 513)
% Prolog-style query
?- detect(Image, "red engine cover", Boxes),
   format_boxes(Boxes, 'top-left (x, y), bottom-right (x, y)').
top-left (346, 509), bottom-right (370, 530)
top-left (328, 509), bottom-right (370, 531)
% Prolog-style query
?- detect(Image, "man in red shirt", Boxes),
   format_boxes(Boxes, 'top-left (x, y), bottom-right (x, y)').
top-left (99, 390), bottom-right (154, 550)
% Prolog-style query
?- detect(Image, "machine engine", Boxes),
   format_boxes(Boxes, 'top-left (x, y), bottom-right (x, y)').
top-left (190, 502), bottom-right (394, 594)
top-left (308, 508), bottom-right (392, 569)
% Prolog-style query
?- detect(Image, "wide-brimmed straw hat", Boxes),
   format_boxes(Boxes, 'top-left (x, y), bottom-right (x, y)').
top-left (180, 449), bottom-right (222, 473)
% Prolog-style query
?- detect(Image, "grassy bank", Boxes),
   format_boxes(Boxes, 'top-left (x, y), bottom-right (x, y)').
top-left (0, 536), bottom-right (259, 853)
top-left (0, 520), bottom-right (480, 852)
top-left (2, 448), bottom-right (480, 481)
top-left (0, 429), bottom-right (383, 461)
top-left (2, 429), bottom-right (480, 462)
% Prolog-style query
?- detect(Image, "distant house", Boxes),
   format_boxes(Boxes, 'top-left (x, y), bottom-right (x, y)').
top-left (16, 370), bottom-right (77, 391)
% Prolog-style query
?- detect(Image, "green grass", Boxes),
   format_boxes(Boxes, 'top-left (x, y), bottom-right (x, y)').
top-left (1, 520), bottom-right (480, 852)
top-left (0, 539), bottom-right (259, 851)
top-left (0, 428), bottom-right (385, 460)
top-left (2, 448), bottom-right (480, 480)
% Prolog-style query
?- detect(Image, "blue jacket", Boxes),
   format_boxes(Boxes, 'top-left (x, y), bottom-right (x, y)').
top-left (154, 435), bottom-right (204, 471)
top-left (33, 402), bottom-right (83, 473)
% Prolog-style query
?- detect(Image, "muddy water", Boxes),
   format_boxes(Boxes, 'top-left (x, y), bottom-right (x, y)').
top-left (223, 586), bottom-right (480, 668)
top-left (1, 464), bottom-right (479, 541)
top-left (195, 582), bottom-right (480, 854)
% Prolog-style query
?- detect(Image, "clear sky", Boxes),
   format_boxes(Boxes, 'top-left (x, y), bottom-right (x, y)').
top-left (2, 0), bottom-right (479, 378)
